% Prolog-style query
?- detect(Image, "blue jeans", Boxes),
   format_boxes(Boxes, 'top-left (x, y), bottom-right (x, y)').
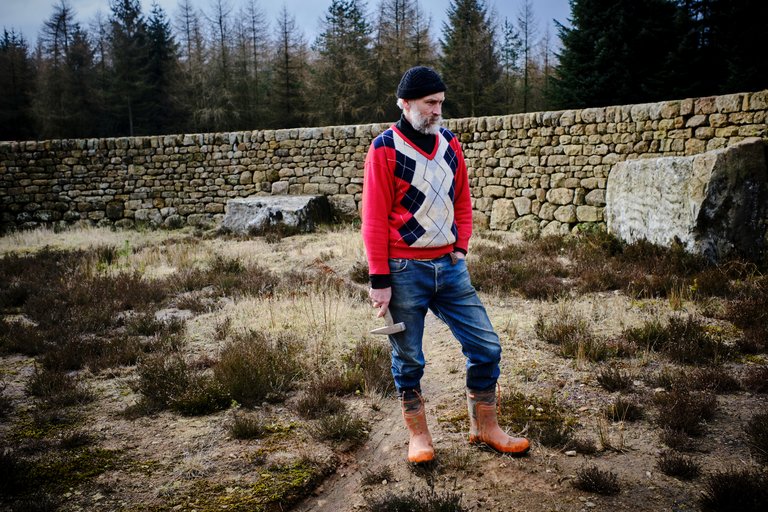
top-left (387, 254), bottom-right (501, 394)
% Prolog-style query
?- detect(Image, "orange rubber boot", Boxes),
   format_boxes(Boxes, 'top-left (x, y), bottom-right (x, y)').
top-left (401, 394), bottom-right (435, 463)
top-left (467, 388), bottom-right (530, 455)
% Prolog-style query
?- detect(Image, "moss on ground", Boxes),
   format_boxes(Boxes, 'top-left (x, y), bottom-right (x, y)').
top-left (138, 458), bottom-right (336, 512)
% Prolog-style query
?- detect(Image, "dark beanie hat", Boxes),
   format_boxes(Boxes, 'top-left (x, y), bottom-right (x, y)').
top-left (396, 66), bottom-right (446, 99)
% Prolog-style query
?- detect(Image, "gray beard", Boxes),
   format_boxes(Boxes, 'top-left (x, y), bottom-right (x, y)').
top-left (411, 110), bottom-right (443, 135)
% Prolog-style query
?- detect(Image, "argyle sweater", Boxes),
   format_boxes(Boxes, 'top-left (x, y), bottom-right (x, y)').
top-left (361, 122), bottom-right (473, 288)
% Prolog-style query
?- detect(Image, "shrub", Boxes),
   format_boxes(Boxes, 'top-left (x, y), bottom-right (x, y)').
top-left (654, 389), bottom-right (717, 436)
top-left (623, 317), bottom-right (669, 352)
top-left (596, 366), bottom-right (633, 392)
top-left (744, 412), bottom-right (768, 465)
top-left (342, 338), bottom-right (394, 396)
top-left (658, 315), bottom-right (731, 364)
top-left (684, 367), bottom-right (741, 393)
top-left (604, 395), bottom-right (643, 422)
top-left (534, 308), bottom-right (591, 345)
top-left (228, 413), bottom-right (268, 440)
top-left (310, 412), bottom-right (369, 448)
top-left (657, 451), bottom-right (701, 479)
top-left (741, 365), bottom-right (768, 393)
top-left (214, 330), bottom-right (303, 405)
top-left (700, 468), bottom-right (768, 512)
top-left (349, 260), bottom-right (369, 284)
top-left (366, 487), bottom-right (466, 512)
top-left (573, 465), bottom-right (621, 495)
top-left (295, 388), bottom-right (346, 419)
top-left (659, 428), bottom-right (697, 452)
top-left (134, 353), bottom-right (228, 415)
top-left (25, 366), bottom-right (94, 407)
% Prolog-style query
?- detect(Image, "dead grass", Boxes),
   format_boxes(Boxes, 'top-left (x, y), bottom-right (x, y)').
top-left (2, 223), bottom-right (768, 511)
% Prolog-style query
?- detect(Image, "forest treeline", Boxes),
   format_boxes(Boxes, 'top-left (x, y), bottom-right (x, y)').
top-left (1, 0), bottom-right (766, 141)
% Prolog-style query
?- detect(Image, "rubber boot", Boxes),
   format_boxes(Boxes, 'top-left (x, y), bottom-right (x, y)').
top-left (467, 388), bottom-right (530, 455)
top-left (401, 393), bottom-right (435, 463)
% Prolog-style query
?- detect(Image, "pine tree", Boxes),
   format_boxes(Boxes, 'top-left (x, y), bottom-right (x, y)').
top-left (670, 0), bottom-right (768, 96)
top-left (310, 0), bottom-right (374, 126)
top-left (516, 0), bottom-right (538, 112)
top-left (0, 30), bottom-right (36, 140)
top-left (33, 0), bottom-right (101, 138)
top-left (145, 2), bottom-right (184, 134)
top-left (552, 0), bottom-right (680, 109)
top-left (372, 0), bottom-right (437, 121)
top-left (229, 0), bottom-right (272, 129)
top-left (440, 0), bottom-right (501, 117)
top-left (272, 7), bottom-right (309, 128)
top-left (107, 0), bottom-right (151, 135)
top-left (498, 18), bottom-right (522, 113)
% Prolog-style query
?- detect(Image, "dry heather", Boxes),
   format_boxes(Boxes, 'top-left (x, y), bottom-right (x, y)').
top-left (1, 223), bottom-right (767, 512)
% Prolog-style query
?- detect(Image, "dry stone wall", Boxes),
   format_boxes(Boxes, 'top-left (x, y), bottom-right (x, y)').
top-left (1, 90), bottom-right (767, 234)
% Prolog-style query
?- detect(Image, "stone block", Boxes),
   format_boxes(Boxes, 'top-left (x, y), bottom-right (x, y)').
top-left (328, 194), bottom-right (358, 222)
top-left (489, 199), bottom-right (517, 230)
top-left (512, 196), bottom-right (532, 216)
top-left (605, 137), bottom-right (768, 262)
top-left (546, 188), bottom-right (574, 205)
top-left (554, 205), bottom-right (577, 223)
top-left (221, 195), bottom-right (331, 235)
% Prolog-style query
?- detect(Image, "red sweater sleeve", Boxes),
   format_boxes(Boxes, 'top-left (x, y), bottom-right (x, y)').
top-left (361, 140), bottom-right (395, 278)
top-left (452, 138), bottom-right (473, 253)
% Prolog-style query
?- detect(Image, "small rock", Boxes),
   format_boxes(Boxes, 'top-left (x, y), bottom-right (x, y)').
top-left (586, 502), bottom-right (596, 508)
top-left (565, 450), bottom-right (577, 457)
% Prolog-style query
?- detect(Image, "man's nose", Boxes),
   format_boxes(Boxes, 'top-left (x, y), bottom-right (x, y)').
top-left (432, 104), bottom-right (442, 116)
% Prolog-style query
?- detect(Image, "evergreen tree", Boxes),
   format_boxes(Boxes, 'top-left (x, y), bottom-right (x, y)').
top-left (670, 0), bottom-right (768, 96)
top-left (192, 0), bottom-right (236, 131)
top-left (145, 2), bottom-right (185, 134)
top-left (310, 0), bottom-right (374, 126)
top-left (174, 0), bottom-right (208, 132)
top-left (372, 0), bottom-right (437, 121)
top-left (0, 30), bottom-right (36, 140)
top-left (230, 0), bottom-right (272, 129)
top-left (272, 7), bottom-right (309, 128)
top-left (107, 0), bottom-right (151, 135)
top-left (516, 0), bottom-right (538, 112)
top-left (33, 0), bottom-right (100, 138)
top-left (440, 0), bottom-right (501, 117)
top-left (498, 18), bottom-right (522, 113)
top-left (552, 0), bottom-right (680, 109)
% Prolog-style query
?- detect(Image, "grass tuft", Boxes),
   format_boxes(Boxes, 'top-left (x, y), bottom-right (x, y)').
top-left (744, 412), bottom-right (768, 465)
top-left (573, 464), bottom-right (621, 495)
top-left (596, 365), bottom-right (633, 392)
top-left (214, 330), bottom-right (304, 406)
top-left (654, 389), bottom-right (717, 436)
top-left (699, 468), bottom-right (768, 512)
top-left (657, 451), bottom-right (701, 479)
top-left (228, 413), bottom-right (268, 440)
top-left (366, 487), bottom-right (466, 512)
top-left (604, 395), bottom-right (644, 422)
top-left (309, 412), bottom-right (369, 449)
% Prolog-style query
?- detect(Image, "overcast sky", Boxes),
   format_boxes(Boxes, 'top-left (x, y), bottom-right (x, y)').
top-left (2, 0), bottom-right (571, 48)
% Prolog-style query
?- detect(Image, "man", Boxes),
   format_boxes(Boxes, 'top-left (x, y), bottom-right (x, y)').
top-left (361, 66), bottom-right (530, 463)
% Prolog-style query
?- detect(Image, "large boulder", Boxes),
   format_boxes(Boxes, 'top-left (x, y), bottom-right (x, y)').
top-left (221, 195), bottom-right (331, 235)
top-left (605, 137), bottom-right (768, 262)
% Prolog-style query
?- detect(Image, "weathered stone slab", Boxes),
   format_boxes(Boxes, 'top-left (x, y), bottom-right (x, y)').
top-left (221, 195), bottom-right (331, 235)
top-left (605, 138), bottom-right (768, 261)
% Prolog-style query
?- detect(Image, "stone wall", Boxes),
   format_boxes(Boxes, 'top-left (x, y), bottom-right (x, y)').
top-left (1, 90), bottom-right (767, 234)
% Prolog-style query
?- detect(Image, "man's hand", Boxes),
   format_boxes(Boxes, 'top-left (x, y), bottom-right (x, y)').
top-left (368, 287), bottom-right (392, 317)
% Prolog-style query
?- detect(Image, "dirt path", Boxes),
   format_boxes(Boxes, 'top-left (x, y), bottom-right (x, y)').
top-left (295, 312), bottom-right (577, 512)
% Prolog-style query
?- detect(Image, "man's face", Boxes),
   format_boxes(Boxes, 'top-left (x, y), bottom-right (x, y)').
top-left (404, 92), bottom-right (445, 135)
